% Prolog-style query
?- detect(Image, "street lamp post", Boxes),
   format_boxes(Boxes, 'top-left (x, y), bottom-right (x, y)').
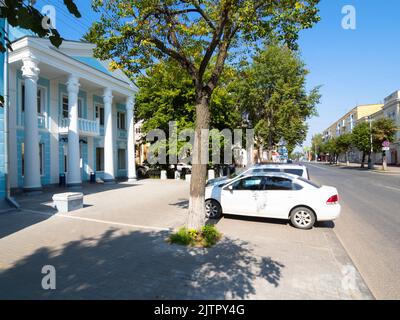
top-left (368, 116), bottom-right (373, 169)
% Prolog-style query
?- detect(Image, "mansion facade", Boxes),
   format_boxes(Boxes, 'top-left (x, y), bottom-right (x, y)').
top-left (5, 36), bottom-right (137, 195)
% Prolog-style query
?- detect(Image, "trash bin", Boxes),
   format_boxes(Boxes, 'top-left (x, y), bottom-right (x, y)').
top-left (90, 172), bottom-right (96, 184)
top-left (59, 174), bottom-right (66, 187)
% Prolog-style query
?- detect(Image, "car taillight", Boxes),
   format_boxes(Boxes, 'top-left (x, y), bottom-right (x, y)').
top-left (326, 195), bottom-right (339, 205)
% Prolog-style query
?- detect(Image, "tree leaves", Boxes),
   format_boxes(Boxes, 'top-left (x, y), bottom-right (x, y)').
top-left (235, 44), bottom-right (320, 151)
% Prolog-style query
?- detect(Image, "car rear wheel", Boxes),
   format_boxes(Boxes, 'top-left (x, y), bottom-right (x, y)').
top-left (290, 207), bottom-right (316, 229)
top-left (205, 200), bottom-right (222, 219)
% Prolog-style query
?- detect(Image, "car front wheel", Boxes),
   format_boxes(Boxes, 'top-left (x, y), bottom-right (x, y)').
top-left (205, 199), bottom-right (222, 219)
top-left (290, 207), bottom-right (316, 230)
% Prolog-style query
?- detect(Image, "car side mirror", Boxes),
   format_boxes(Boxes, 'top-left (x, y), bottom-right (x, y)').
top-left (226, 185), bottom-right (233, 192)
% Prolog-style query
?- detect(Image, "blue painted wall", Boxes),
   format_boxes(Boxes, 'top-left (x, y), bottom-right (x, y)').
top-left (0, 18), bottom-right (6, 200)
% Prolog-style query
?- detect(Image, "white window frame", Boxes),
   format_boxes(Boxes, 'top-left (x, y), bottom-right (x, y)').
top-left (95, 104), bottom-right (105, 126)
top-left (20, 81), bottom-right (46, 115)
top-left (118, 148), bottom-right (127, 170)
top-left (62, 95), bottom-right (84, 119)
top-left (117, 111), bottom-right (126, 130)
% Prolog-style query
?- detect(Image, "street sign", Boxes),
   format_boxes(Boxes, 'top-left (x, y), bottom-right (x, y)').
top-left (382, 141), bottom-right (390, 148)
top-left (382, 147), bottom-right (390, 151)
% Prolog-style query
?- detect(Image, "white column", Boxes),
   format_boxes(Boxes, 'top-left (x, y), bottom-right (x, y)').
top-left (103, 88), bottom-right (115, 182)
top-left (126, 96), bottom-right (137, 181)
top-left (21, 56), bottom-right (42, 192)
top-left (67, 75), bottom-right (81, 187)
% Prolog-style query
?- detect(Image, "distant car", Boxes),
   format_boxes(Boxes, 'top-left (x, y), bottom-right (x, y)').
top-left (206, 163), bottom-right (310, 187)
top-left (205, 172), bottom-right (341, 229)
top-left (176, 162), bottom-right (192, 173)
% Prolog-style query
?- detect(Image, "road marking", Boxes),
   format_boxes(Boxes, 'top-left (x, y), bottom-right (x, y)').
top-left (379, 185), bottom-right (400, 193)
top-left (20, 209), bottom-right (171, 232)
top-left (306, 163), bottom-right (332, 171)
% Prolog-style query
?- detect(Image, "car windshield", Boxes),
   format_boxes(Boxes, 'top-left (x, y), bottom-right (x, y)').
top-left (297, 177), bottom-right (321, 188)
top-left (283, 169), bottom-right (304, 177)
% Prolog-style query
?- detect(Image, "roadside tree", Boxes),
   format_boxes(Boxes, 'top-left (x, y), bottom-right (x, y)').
top-left (351, 122), bottom-right (372, 168)
top-left (372, 118), bottom-right (397, 170)
top-left (87, 0), bottom-right (320, 230)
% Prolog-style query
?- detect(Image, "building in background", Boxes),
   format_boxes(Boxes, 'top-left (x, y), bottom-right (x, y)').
top-left (5, 35), bottom-right (137, 195)
top-left (322, 104), bottom-right (383, 163)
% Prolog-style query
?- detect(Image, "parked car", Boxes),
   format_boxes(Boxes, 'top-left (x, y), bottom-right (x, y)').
top-left (205, 172), bottom-right (340, 229)
top-left (206, 163), bottom-right (310, 187)
top-left (176, 162), bottom-right (192, 173)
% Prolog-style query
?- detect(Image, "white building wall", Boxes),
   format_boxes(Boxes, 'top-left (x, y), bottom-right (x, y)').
top-left (49, 79), bottom-right (60, 184)
top-left (8, 68), bottom-right (18, 188)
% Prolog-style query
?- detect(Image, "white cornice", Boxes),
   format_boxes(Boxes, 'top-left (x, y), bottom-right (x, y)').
top-left (9, 37), bottom-right (137, 97)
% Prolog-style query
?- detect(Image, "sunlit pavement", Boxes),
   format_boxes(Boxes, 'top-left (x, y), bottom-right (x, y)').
top-left (0, 179), bottom-right (372, 299)
top-left (305, 162), bottom-right (400, 299)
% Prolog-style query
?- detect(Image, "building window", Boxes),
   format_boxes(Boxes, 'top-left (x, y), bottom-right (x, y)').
top-left (95, 105), bottom-right (105, 125)
top-left (118, 149), bottom-right (126, 170)
top-left (117, 112), bottom-right (126, 130)
top-left (39, 143), bottom-right (45, 176)
top-left (21, 84), bottom-right (44, 114)
top-left (78, 99), bottom-right (83, 118)
top-left (96, 147), bottom-right (104, 171)
top-left (63, 96), bottom-right (83, 118)
top-left (62, 95), bottom-right (69, 118)
top-left (22, 143), bottom-right (45, 176)
top-left (37, 88), bottom-right (42, 114)
top-left (21, 143), bottom-right (25, 176)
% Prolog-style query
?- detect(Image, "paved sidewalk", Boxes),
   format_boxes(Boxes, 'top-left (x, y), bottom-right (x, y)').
top-left (318, 161), bottom-right (400, 175)
top-left (0, 180), bottom-right (373, 300)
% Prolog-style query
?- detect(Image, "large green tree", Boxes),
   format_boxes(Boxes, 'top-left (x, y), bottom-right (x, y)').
top-left (336, 133), bottom-right (352, 165)
top-left (351, 122), bottom-right (371, 168)
top-left (372, 118), bottom-right (397, 170)
top-left (311, 133), bottom-right (323, 161)
top-left (135, 58), bottom-right (242, 164)
top-left (87, 0), bottom-right (320, 230)
top-left (236, 44), bottom-right (320, 159)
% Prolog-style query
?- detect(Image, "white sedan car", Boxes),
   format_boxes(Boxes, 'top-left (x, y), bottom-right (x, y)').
top-left (205, 172), bottom-right (341, 229)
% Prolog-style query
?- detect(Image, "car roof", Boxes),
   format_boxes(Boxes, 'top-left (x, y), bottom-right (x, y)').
top-left (252, 163), bottom-right (306, 169)
top-left (238, 171), bottom-right (298, 179)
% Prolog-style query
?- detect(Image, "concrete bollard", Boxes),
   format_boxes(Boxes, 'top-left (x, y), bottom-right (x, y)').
top-left (160, 170), bottom-right (167, 180)
top-left (208, 169), bottom-right (215, 180)
top-left (185, 174), bottom-right (191, 183)
top-left (175, 171), bottom-right (181, 180)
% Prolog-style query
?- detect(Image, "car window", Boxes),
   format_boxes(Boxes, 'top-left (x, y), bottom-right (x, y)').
top-left (298, 177), bottom-right (321, 188)
top-left (283, 169), bottom-right (304, 177)
top-left (232, 177), bottom-right (263, 191)
top-left (264, 177), bottom-right (295, 191)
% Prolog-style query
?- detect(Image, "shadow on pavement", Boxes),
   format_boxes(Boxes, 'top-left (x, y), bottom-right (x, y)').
top-left (0, 228), bottom-right (284, 299)
top-left (0, 211), bottom-right (50, 240)
top-left (12, 182), bottom-right (141, 215)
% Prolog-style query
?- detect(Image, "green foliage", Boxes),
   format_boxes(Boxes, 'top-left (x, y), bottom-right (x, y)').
top-left (169, 225), bottom-right (222, 247)
top-left (136, 59), bottom-right (241, 134)
top-left (311, 133), bottom-right (324, 155)
top-left (336, 133), bottom-right (352, 154)
top-left (236, 45), bottom-right (320, 152)
top-left (351, 122), bottom-right (372, 154)
top-left (87, 0), bottom-right (320, 88)
top-left (0, 0), bottom-right (81, 52)
top-left (372, 118), bottom-right (397, 152)
top-left (202, 224), bottom-right (221, 247)
top-left (324, 137), bottom-right (338, 156)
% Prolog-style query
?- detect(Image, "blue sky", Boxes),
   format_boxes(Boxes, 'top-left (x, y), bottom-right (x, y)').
top-left (35, 0), bottom-right (400, 147)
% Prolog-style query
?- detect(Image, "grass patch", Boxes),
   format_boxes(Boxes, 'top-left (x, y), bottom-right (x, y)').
top-left (169, 225), bottom-right (222, 248)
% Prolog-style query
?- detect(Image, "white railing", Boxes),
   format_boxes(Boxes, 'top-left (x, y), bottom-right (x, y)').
top-left (18, 113), bottom-right (47, 128)
top-left (59, 118), bottom-right (100, 137)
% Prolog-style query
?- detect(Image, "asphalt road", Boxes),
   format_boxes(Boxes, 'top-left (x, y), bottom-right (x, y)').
top-left (304, 162), bottom-right (400, 299)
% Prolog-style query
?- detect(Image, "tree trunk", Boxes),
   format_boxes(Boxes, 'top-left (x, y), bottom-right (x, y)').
top-left (361, 152), bottom-right (366, 168)
top-left (186, 94), bottom-right (211, 230)
top-left (382, 152), bottom-right (388, 171)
